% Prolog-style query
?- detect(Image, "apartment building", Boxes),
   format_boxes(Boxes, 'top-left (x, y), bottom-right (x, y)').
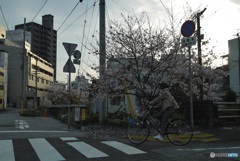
top-left (15, 14), bottom-right (57, 81)
top-left (0, 27), bottom-right (7, 109)
top-left (0, 38), bottom-right (54, 108)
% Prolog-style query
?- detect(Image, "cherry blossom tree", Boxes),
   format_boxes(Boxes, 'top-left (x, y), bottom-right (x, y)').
top-left (45, 85), bottom-right (89, 105)
top-left (87, 11), bottom-right (225, 104)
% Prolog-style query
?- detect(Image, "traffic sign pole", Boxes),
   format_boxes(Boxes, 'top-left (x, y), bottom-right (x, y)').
top-left (62, 42), bottom-right (78, 130)
top-left (62, 42), bottom-right (81, 130)
top-left (188, 46), bottom-right (194, 129)
top-left (68, 54), bottom-right (71, 130)
top-left (181, 21), bottom-right (196, 128)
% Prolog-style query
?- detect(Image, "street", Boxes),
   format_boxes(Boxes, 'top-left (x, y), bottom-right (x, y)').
top-left (0, 108), bottom-right (239, 161)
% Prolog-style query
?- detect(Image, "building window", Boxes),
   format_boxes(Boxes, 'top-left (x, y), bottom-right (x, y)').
top-left (0, 83), bottom-right (4, 90)
top-left (0, 71), bottom-right (4, 77)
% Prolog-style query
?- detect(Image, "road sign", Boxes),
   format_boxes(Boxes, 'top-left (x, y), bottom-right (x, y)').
top-left (63, 42), bottom-right (78, 56)
top-left (63, 58), bottom-right (76, 73)
top-left (73, 50), bottom-right (81, 59)
top-left (181, 36), bottom-right (197, 48)
top-left (181, 20), bottom-right (195, 37)
top-left (73, 59), bottom-right (80, 65)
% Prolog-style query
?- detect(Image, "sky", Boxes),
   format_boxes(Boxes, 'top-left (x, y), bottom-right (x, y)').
top-left (0, 0), bottom-right (240, 83)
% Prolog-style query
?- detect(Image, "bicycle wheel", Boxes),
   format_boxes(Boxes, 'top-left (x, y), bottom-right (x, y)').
top-left (127, 117), bottom-right (150, 144)
top-left (166, 119), bottom-right (193, 146)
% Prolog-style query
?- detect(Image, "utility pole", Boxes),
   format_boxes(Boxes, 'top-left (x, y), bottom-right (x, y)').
top-left (237, 33), bottom-right (240, 102)
top-left (35, 59), bottom-right (38, 108)
top-left (21, 18), bottom-right (26, 112)
top-left (196, 8), bottom-right (206, 101)
top-left (99, 0), bottom-right (106, 124)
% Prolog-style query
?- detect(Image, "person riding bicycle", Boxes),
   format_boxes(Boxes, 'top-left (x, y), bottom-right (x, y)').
top-left (148, 82), bottom-right (179, 141)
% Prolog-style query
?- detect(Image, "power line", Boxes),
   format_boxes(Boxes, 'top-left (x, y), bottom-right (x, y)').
top-left (0, 5), bottom-right (9, 30)
top-left (58, 1), bottom-right (97, 37)
top-left (111, 0), bottom-right (131, 14)
top-left (80, 0), bottom-right (89, 54)
top-left (80, 1), bottom-right (100, 77)
top-left (204, 2), bottom-right (231, 20)
top-left (31, 0), bottom-right (48, 22)
top-left (57, 1), bottom-right (82, 31)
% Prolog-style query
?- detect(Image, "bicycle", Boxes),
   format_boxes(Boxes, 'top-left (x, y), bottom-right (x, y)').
top-left (126, 104), bottom-right (193, 146)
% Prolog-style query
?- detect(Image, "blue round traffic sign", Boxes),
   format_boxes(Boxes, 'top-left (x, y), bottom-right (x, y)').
top-left (181, 20), bottom-right (195, 37)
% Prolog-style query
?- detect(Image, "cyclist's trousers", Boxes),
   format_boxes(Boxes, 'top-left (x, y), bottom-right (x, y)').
top-left (156, 106), bottom-right (175, 135)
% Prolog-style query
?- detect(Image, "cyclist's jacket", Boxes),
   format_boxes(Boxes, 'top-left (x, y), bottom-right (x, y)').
top-left (149, 89), bottom-right (174, 111)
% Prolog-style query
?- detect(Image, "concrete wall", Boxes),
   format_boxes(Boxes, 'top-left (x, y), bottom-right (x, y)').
top-left (228, 38), bottom-right (240, 102)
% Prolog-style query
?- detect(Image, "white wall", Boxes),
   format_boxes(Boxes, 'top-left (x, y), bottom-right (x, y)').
top-left (228, 38), bottom-right (240, 101)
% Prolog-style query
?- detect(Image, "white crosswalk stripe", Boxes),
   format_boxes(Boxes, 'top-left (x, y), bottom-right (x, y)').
top-left (0, 140), bottom-right (15, 161)
top-left (68, 141), bottom-right (109, 158)
top-left (102, 141), bottom-right (146, 155)
top-left (29, 138), bottom-right (65, 161)
top-left (0, 138), bottom-right (147, 161)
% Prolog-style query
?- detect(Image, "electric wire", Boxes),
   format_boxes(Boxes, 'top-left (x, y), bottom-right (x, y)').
top-left (31, 0), bottom-right (48, 22)
top-left (204, 2), bottom-right (231, 20)
top-left (0, 5), bottom-right (30, 69)
top-left (111, 0), bottom-right (131, 14)
top-left (79, 0), bottom-right (97, 76)
top-left (57, 1), bottom-right (81, 31)
top-left (58, 2), bottom-right (97, 37)
top-left (0, 5), bottom-right (9, 31)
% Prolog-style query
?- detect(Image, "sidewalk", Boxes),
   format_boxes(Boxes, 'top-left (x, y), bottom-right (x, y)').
top-left (198, 126), bottom-right (240, 142)
top-left (0, 108), bottom-right (87, 139)
top-left (1, 108), bottom-right (239, 143)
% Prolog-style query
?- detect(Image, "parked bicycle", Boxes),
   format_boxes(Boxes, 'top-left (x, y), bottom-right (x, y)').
top-left (126, 104), bottom-right (193, 146)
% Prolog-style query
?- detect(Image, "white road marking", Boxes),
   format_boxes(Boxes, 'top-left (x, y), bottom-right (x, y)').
top-left (67, 142), bottom-right (109, 158)
top-left (0, 130), bottom-right (67, 133)
top-left (15, 120), bottom-right (29, 129)
top-left (60, 137), bottom-right (78, 141)
top-left (101, 141), bottom-right (146, 155)
top-left (0, 140), bottom-right (15, 161)
top-left (29, 138), bottom-right (65, 161)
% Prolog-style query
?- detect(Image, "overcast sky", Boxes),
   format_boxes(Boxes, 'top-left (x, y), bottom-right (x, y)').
top-left (0, 0), bottom-right (240, 82)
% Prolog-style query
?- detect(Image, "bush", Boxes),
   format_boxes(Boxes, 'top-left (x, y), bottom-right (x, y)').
top-left (224, 89), bottom-right (237, 102)
top-left (85, 113), bottom-right (99, 124)
top-left (20, 108), bottom-right (41, 117)
top-left (102, 118), bottom-right (129, 127)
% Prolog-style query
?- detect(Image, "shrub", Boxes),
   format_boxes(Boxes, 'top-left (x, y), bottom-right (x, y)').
top-left (224, 89), bottom-right (236, 102)
top-left (20, 108), bottom-right (41, 117)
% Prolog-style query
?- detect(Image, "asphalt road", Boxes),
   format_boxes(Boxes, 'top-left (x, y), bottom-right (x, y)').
top-left (0, 108), bottom-right (239, 161)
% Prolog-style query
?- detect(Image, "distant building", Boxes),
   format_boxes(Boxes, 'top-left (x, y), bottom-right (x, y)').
top-left (6, 29), bottom-right (31, 47)
top-left (0, 38), bottom-right (54, 108)
top-left (53, 81), bottom-right (66, 90)
top-left (0, 35), bottom-right (8, 109)
top-left (72, 75), bottom-right (89, 104)
top-left (72, 75), bottom-right (89, 91)
top-left (228, 37), bottom-right (240, 102)
top-left (0, 26), bottom-right (6, 40)
top-left (15, 14), bottom-right (57, 81)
